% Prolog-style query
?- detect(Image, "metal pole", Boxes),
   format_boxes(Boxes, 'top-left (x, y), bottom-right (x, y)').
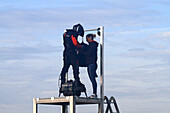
top-left (33, 98), bottom-right (37, 113)
top-left (61, 105), bottom-right (68, 113)
top-left (84, 28), bottom-right (98, 32)
top-left (69, 96), bottom-right (76, 113)
top-left (65, 73), bottom-right (68, 82)
top-left (100, 26), bottom-right (104, 113)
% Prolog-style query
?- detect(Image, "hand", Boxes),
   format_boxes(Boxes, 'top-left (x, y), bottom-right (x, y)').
top-left (81, 42), bottom-right (88, 47)
top-left (81, 45), bottom-right (85, 49)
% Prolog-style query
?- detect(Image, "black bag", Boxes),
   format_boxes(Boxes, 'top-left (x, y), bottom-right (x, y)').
top-left (59, 80), bottom-right (87, 97)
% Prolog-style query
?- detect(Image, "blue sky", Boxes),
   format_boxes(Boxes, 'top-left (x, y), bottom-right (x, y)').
top-left (0, 0), bottom-right (170, 113)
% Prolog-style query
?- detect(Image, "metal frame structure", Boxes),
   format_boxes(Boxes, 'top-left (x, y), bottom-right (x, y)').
top-left (100, 26), bottom-right (104, 113)
top-left (33, 26), bottom-right (104, 113)
top-left (104, 96), bottom-right (120, 113)
top-left (33, 96), bottom-right (102, 113)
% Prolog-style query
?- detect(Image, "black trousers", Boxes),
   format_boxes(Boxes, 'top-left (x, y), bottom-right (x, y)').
top-left (60, 51), bottom-right (79, 84)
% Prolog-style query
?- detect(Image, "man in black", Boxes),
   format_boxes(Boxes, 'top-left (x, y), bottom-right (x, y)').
top-left (60, 24), bottom-right (84, 85)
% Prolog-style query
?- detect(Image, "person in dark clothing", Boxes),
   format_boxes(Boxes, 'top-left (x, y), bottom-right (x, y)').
top-left (60, 24), bottom-right (84, 85)
top-left (82, 34), bottom-right (98, 98)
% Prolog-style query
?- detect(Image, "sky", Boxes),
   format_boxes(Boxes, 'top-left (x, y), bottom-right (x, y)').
top-left (0, 0), bottom-right (170, 113)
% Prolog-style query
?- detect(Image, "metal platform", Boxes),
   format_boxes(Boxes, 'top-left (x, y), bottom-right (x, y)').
top-left (33, 96), bottom-right (103, 113)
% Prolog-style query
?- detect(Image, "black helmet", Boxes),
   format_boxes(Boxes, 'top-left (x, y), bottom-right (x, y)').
top-left (73, 23), bottom-right (84, 37)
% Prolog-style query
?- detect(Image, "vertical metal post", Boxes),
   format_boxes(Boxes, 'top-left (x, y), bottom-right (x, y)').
top-left (98, 103), bottom-right (102, 113)
top-left (61, 105), bottom-right (68, 113)
top-left (70, 96), bottom-right (76, 113)
top-left (33, 98), bottom-right (37, 113)
top-left (99, 26), bottom-right (104, 113)
top-left (66, 73), bottom-right (68, 82)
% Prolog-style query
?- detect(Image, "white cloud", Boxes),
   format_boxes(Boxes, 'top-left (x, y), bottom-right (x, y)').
top-left (41, 91), bottom-right (57, 95)
top-left (0, 81), bottom-right (29, 85)
top-left (150, 31), bottom-right (170, 40)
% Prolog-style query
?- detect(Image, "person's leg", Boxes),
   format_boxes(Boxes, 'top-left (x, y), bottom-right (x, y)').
top-left (60, 54), bottom-right (70, 84)
top-left (72, 62), bottom-right (80, 82)
top-left (95, 63), bottom-right (98, 77)
top-left (87, 64), bottom-right (97, 95)
top-left (71, 54), bottom-right (80, 83)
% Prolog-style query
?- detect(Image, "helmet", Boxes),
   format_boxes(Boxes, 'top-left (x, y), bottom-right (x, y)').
top-left (73, 23), bottom-right (84, 37)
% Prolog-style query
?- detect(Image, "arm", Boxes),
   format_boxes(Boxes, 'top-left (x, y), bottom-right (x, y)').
top-left (71, 35), bottom-right (82, 48)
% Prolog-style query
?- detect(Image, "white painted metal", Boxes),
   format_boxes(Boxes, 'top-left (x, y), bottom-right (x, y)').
top-left (69, 96), bottom-right (75, 113)
top-left (84, 28), bottom-right (98, 32)
top-left (33, 98), bottom-right (37, 113)
top-left (33, 96), bottom-right (102, 113)
top-left (99, 26), bottom-right (104, 113)
top-left (65, 73), bottom-right (68, 82)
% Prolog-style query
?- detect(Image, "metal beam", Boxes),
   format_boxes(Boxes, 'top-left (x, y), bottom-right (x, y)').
top-left (33, 98), bottom-right (38, 113)
top-left (61, 105), bottom-right (68, 113)
top-left (69, 96), bottom-right (76, 113)
top-left (84, 28), bottom-right (98, 32)
top-left (99, 26), bottom-right (104, 113)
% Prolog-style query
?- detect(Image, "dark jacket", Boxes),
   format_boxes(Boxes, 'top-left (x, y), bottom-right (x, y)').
top-left (63, 29), bottom-right (82, 56)
top-left (83, 41), bottom-right (98, 65)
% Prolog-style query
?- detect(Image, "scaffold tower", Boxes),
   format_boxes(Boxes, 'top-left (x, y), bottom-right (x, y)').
top-left (33, 26), bottom-right (120, 113)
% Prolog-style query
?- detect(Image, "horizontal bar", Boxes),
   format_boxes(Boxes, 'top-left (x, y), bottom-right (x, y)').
top-left (35, 96), bottom-right (102, 105)
top-left (84, 28), bottom-right (98, 32)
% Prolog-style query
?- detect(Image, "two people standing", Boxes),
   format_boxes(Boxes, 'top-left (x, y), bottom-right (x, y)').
top-left (60, 24), bottom-right (98, 98)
